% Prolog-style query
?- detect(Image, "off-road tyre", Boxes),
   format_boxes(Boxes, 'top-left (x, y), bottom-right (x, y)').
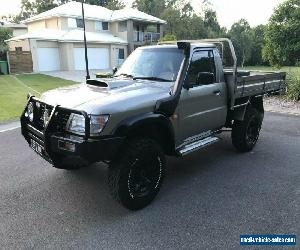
top-left (232, 107), bottom-right (263, 152)
top-left (108, 138), bottom-right (166, 210)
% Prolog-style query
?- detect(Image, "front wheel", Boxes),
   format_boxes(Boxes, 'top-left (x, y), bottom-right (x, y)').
top-left (232, 107), bottom-right (263, 152)
top-left (108, 138), bottom-right (165, 210)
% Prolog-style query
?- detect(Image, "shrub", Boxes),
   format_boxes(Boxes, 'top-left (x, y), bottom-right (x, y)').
top-left (159, 34), bottom-right (177, 42)
top-left (286, 74), bottom-right (300, 101)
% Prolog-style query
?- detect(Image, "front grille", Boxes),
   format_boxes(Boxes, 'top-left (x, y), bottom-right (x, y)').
top-left (33, 102), bottom-right (53, 131)
top-left (55, 111), bottom-right (71, 132)
top-left (32, 101), bottom-right (71, 132)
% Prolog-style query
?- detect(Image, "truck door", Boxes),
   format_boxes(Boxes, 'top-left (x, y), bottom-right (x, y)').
top-left (177, 49), bottom-right (227, 143)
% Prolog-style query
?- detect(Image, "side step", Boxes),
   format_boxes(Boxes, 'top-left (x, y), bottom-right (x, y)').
top-left (177, 136), bottom-right (220, 156)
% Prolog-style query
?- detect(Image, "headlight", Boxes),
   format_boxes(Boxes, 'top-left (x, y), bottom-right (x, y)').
top-left (89, 115), bottom-right (110, 135)
top-left (67, 114), bottom-right (109, 136)
top-left (25, 102), bottom-right (34, 122)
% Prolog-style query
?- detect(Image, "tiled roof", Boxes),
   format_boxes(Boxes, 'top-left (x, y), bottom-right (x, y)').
top-left (6, 28), bottom-right (127, 44)
top-left (23, 1), bottom-right (166, 24)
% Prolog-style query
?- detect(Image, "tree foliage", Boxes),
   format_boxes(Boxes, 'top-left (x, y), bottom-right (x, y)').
top-left (228, 19), bottom-right (253, 67)
top-left (0, 28), bottom-right (13, 53)
top-left (159, 33), bottom-right (176, 42)
top-left (263, 0), bottom-right (300, 67)
top-left (132, 0), bottom-right (166, 18)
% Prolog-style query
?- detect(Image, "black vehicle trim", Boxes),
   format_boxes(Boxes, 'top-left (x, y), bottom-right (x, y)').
top-left (113, 112), bottom-right (174, 137)
top-left (154, 41), bottom-right (191, 117)
top-left (113, 112), bottom-right (176, 154)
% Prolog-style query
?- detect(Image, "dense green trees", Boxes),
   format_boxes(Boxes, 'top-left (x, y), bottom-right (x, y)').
top-left (0, 28), bottom-right (12, 60)
top-left (228, 19), bottom-right (253, 67)
top-left (263, 0), bottom-right (300, 67)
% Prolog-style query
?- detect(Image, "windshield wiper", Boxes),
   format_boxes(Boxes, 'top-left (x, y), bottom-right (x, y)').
top-left (133, 76), bottom-right (172, 82)
top-left (114, 73), bottom-right (134, 78)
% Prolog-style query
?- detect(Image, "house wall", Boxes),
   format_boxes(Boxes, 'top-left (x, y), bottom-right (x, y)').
top-left (59, 43), bottom-right (74, 70)
top-left (127, 20), bottom-right (134, 53)
top-left (110, 44), bottom-right (128, 68)
top-left (36, 41), bottom-right (59, 48)
top-left (73, 43), bottom-right (110, 49)
top-left (85, 20), bottom-right (95, 32)
top-left (13, 28), bottom-right (27, 37)
top-left (8, 39), bottom-right (30, 51)
top-left (27, 20), bottom-right (46, 32)
top-left (110, 22), bottom-right (128, 41)
top-left (59, 17), bottom-right (68, 30)
top-left (45, 18), bottom-right (59, 29)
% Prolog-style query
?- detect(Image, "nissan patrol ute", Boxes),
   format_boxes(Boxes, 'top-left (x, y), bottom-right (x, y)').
top-left (20, 39), bottom-right (286, 210)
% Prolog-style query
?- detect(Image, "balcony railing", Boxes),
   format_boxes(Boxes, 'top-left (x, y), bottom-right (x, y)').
top-left (133, 31), bottom-right (160, 43)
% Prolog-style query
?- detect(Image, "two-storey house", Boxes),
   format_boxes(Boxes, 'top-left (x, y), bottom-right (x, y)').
top-left (6, 1), bottom-right (166, 73)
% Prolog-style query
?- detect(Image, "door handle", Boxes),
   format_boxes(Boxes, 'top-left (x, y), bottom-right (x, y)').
top-left (213, 90), bottom-right (221, 96)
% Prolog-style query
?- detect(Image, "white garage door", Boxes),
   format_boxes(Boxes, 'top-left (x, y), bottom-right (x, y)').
top-left (74, 48), bottom-right (109, 70)
top-left (37, 48), bottom-right (60, 71)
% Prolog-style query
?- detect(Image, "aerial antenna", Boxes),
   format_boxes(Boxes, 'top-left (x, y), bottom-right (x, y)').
top-left (81, 0), bottom-right (90, 80)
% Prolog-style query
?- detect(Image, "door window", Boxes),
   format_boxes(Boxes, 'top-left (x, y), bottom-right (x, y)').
top-left (187, 50), bottom-right (216, 86)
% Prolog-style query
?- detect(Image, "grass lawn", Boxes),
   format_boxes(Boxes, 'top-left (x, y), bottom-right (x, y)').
top-left (0, 74), bottom-right (76, 122)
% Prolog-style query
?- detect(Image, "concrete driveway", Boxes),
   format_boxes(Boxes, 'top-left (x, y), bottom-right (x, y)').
top-left (41, 69), bottom-right (112, 83)
top-left (0, 112), bottom-right (299, 249)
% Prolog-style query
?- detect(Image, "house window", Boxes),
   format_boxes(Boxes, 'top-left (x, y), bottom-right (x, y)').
top-left (68, 18), bottom-right (77, 28)
top-left (95, 21), bottom-right (109, 31)
top-left (118, 21), bottom-right (127, 32)
top-left (116, 48), bottom-right (125, 65)
top-left (76, 18), bottom-right (84, 28)
top-left (15, 47), bottom-right (22, 53)
top-left (68, 18), bottom-right (84, 28)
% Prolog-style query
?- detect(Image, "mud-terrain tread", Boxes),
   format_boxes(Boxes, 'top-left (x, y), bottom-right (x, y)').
top-left (108, 138), bottom-right (165, 210)
top-left (232, 107), bottom-right (263, 152)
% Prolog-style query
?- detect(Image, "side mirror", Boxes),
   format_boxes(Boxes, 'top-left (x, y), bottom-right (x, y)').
top-left (112, 67), bottom-right (118, 75)
top-left (196, 72), bottom-right (215, 85)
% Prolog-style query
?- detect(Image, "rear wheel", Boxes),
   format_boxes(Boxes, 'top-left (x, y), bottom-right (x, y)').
top-left (232, 107), bottom-right (263, 152)
top-left (108, 138), bottom-right (165, 210)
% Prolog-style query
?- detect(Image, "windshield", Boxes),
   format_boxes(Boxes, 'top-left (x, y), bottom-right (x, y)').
top-left (115, 47), bottom-right (184, 82)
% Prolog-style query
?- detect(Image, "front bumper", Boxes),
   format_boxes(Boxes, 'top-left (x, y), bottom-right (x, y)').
top-left (21, 96), bottom-right (124, 164)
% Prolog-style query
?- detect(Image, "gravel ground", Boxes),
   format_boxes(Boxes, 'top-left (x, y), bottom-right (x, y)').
top-left (264, 96), bottom-right (300, 116)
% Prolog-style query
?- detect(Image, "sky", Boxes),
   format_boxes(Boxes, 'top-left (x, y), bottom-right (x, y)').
top-left (0, 0), bottom-right (286, 29)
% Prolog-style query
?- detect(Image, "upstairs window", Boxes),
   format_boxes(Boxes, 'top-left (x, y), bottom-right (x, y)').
top-left (118, 21), bottom-right (127, 32)
top-left (95, 21), bottom-right (109, 31)
top-left (76, 18), bottom-right (84, 28)
top-left (68, 18), bottom-right (84, 28)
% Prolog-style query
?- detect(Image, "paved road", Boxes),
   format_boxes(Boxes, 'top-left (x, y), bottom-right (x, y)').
top-left (0, 112), bottom-right (299, 249)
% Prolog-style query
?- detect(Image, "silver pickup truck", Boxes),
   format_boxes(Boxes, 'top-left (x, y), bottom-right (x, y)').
top-left (20, 39), bottom-right (286, 210)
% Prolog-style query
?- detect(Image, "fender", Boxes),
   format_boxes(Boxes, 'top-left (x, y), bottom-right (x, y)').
top-left (112, 112), bottom-right (176, 155)
top-left (113, 112), bottom-right (174, 138)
